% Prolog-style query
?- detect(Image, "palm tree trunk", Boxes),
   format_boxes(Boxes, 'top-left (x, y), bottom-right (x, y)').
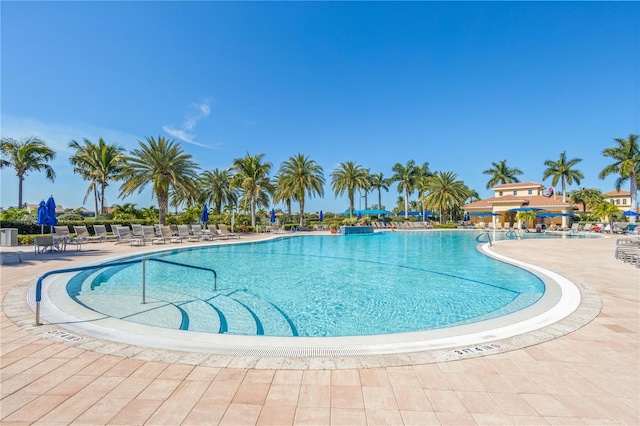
top-left (18, 174), bottom-right (24, 208)
top-left (404, 191), bottom-right (409, 218)
top-left (94, 187), bottom-right (99, 217)
top-left (364, 192), bottom-right (368, 210)
top-left (299, 198), bottom-right (305, 227)
top-left (378, 189), bottom-right (382, 212)
top-left (250, 196), bottom-right (256, 227)
top-left (158, 191), bottom-right (168, 225)
top-left (100, 182), bottom-right (106, 214)
top-left (561, 178), bottom-right (566, 203)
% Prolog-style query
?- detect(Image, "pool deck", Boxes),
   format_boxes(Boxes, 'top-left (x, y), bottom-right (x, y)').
top-left (1, 231), bottom-right (638, 424)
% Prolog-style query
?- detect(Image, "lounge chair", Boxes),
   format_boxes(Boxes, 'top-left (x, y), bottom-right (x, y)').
top-left (131, 224), bottom-right (145, 239)
top-left (177, 225), bottom-right (199, 242)
top-left (159, 225), bottom-right (184, 243)
top-left (142, 225), bottom-right (165, 245)
top-left (53, 225), bottom-right (82, 251)
top-left (93, 224), bottom-right (117, 241)
top-left (190, 224), bottom-right (214, 241)
top-left (74, 225), bottom-right (102, 243)
top-left (217, 224), bottom-right (239, 239)
top-left (115, 226), bottom-right (144, 246)
top-left (582, 223), bottom-right (592, 232)
top-left (34, 235), bottom-right (55, 254)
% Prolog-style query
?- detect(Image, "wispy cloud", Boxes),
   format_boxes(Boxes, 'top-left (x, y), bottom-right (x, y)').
top-left (163, 99), bottom-right (216, 148)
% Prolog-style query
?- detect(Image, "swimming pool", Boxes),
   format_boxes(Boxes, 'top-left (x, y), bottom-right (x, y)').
top-left (65, 231), bottom-right (545, 337)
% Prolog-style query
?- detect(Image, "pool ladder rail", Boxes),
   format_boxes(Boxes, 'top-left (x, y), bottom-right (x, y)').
top-left (476, 231), bottom-right (493, 246)
top-left (33, 257), bottom-right (217, 326)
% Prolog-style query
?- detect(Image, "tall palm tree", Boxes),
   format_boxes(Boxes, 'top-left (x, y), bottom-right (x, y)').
top-left (592, 201), bottom-right (623, 224)
top-left (419, 171), bottom-right (468, 223)
top-left (273, 174), bottom-right (294, 216)
top-left (542, 151), bottom-right (584, 202)
top-left (68, 138), bottom-right (125, 214)
top-left (199, 168), bottom-right (237, 214)
top-left (0, 136), bottom-right (56, 207)
top-left (361, 169), bottom-right (372, 210)
top-left (391, 160), bottom-right (419, 218)
top-left (277, 154), bottom-right (325, 227)
top-left (569, 188), bottom-right (605, 213)
top-left (369, 172), bottom-right (389, 212)
top-left (118, 136), bottom-right (199, 225)
top-left (599, 134), bottom-right (639, 223)
top-left (330, 161), bottom-right (369, 218)
top-left (230, 153), bottom-right (274, 227)
top-left (482, 160), bottom-right (524, 189)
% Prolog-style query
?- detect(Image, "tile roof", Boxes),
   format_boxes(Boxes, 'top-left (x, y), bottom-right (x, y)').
top-left (491, 181), bottom-right (544, 190)
top-left (465, 194), bottom-right (573, 210)
top-left (605, 189), bottom-right (631, 196)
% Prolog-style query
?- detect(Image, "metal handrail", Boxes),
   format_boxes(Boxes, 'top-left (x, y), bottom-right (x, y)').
top-left (34, 257), bottom-right (217, 325)
top-left (476, 232), bottom-right (493, 246)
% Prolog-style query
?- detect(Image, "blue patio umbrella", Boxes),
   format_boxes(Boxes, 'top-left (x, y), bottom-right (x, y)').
top-left (201, 205), bottom-right (209, 224)
top-left (44, 196), bottom-right (58, 227)
top-left (622, 210), bottom-right (640, 217)
top-left (270, 208), bottom-right (276, 223)
top-left (319, 210), bottom-right (323, 222)
top-left (36, 200), bottom-right (48, 234)
top-left (463, 213), bottom-right (470, 221)
top-left (357, 211), bottom-right (362, 220)
top-left (468, 212), bottom-right (500, 217)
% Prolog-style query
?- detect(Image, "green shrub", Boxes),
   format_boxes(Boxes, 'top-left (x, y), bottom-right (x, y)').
top-left (433, 223), bottom-right (457, 229)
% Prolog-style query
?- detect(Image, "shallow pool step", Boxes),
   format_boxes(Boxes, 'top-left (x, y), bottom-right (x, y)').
top-left (228, 291), bottom-right (298, 336)
top-left (205, 294), bottom-right (259, 335)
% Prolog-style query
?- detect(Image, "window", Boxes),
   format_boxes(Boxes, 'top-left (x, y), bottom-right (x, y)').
top-left (499, 191), bottom-right (503, 196)
top-left (528, 189), bottom-right (533, 195)
top-left (513, 190), bottom-right (517, 195)
top-left (623, 199), bottom-right (627, 205)
top-left (615, 199), bottom-right (620, 205)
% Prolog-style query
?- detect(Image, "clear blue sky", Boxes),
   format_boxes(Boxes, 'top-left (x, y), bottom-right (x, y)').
top-left (1, 1), bottom-right (638, 213)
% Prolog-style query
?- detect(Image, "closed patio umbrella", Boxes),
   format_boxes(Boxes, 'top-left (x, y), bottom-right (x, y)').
top-left (36, 200), bottom-right (47, 234)
top-left (319, 210), bottom-right (323, 222)
top-left (270, 208), bottom-right (276, 223)
top-left (201, 205), bottom-right (209, 224)
top-left (44, 196), bottom-right (58, 227)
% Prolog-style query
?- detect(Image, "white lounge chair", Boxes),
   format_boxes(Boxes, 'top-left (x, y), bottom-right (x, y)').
top-left (217, 224), bottom-right (239, 239)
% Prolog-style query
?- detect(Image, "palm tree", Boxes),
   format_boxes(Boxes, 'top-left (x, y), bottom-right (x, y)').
top-left (330, 161), bottom-right (369, 218)
top-left (464, 186), bottom-right (481, 203)
top-left (592, 201), bottom-right (622, 225)
top-left (569, 188), bottom-right (605, 213)
top-left (542, 151), bottom-right (584, 202)
top-left (599, 134), bottom-right (640, 223)
top-left (140, 206), bottom-right (159, 222)
top-left (68, 138), bottom-right (125, 215)
top-left (199, 168), bottom-right (237, 214)
top-left (0, 136), bottom-right (56, 207)
top-left (118, 136), bottom-right (199, 225)
top-left (230, 153), bottom-right (274, 227)
top-left (273, 174), bottom-right (294, 216)
top-left (369, 172), bottom-right (389, 213)
top-left (112, 203), bottom-right (142, 220)
top-left (391, 160), bottom-right (419, 218)
top-left (277, 154), bottom-right (325, 227)
top-left (419, 171), bottom-right (468, 223)
top-left (482, 160), bottom-right (524, 189)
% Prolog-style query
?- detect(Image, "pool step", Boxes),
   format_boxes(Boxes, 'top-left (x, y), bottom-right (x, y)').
top-left (227, 291), bottom-right (298, 336)
top-left (74, 273), bottom-right (297, 336)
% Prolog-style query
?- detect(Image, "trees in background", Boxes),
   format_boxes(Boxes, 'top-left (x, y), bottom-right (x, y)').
top-left (0, 136), bottom-right (56, 208)
top-left (542, 151), bottom-right (584, 202)
top-left (277, 154), bottom-right (325, 227)
top-left (599, 134), bottom-right (639, 223)
top-left (391, 160), bottom-right (419, 218)
top-left (118, 136), bottom-right (199, 225)
top-left (68, 138), bottom-right (125, 215)
top-left (231, 153), bottom-right (274, 227)
top-left (482, 160), bottom-right (523, 189)
top-left (331, 161), bottom-right (369, 218)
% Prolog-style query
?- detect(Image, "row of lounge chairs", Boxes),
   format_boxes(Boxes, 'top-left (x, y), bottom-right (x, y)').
top-left (35, 224), bottom-right (239, 251)
top-left (614, 237), bottom-right (640, 268)
top-left (113, 224), bottom-right (240, 246)
top-left (372, 221), bottom-right (433, 229)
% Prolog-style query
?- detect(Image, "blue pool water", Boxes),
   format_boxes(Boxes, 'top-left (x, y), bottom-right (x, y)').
top-left (66, 231), bottom-right (545, 337)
